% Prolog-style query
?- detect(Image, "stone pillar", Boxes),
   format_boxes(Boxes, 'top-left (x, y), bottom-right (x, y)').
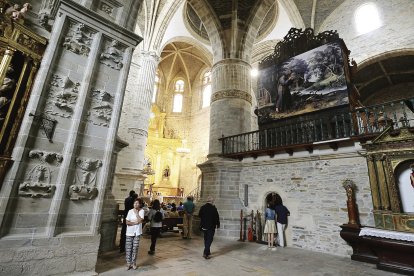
top-left (197, 158), bottom-right (245, 238)
top-left (0, 0), bottom-right (142, 274)
top-left (115, 50), bottom-right (159, 199)
top-left (209, 59), bottom-right (252, 155)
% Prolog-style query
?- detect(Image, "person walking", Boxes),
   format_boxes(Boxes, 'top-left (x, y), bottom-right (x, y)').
top-left (264, 203), bottom-right (276, 249)
top-left (147, 199), bottom-right (164, 255)
top-left (274, 200), bottom-right (290, 247)
top-left (120, 190), bottom-right (136, 253)
top-left (198, 196), bottom-right (220, 259)
top-left (125, 198), bottom-right (145, 270)
top-left (182, 196), bottom-right (195, 239)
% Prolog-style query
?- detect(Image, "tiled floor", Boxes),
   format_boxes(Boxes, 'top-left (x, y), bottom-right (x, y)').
top-left (96, 232), bottom-right (398, 276)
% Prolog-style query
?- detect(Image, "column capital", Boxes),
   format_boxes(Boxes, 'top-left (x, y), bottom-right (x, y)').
top-left (140, 50), bottom-right (160, 61)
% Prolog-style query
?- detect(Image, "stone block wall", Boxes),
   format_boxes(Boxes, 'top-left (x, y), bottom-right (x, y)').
top-left (240, 150), bottom-right (373, 256)
top-left (0, 235), bottom-right (100, 275)
top-left (319, 0), bottom-right (414, 64)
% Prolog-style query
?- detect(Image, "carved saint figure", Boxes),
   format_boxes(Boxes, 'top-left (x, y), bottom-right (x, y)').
top-left (0, 66), bottom-right (16, 126)
top-left (410, 164), bottom-right (414, 189)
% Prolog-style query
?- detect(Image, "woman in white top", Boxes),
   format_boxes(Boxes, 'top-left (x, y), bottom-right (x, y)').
top-left (125, 198), bottom-right (145, 270)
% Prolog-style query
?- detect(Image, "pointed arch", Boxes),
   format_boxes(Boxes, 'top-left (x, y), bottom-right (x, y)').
top-left (187, 0), bottom-right (227, 61)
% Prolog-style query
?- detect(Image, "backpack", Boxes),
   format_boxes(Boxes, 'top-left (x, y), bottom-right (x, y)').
top-left (153, 210), bottom-right (163, 223)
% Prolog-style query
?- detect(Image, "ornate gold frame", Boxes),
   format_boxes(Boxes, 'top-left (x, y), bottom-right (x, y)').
top-left (362, 126), bottom-right (414, 232)
top-left (0, 1), bottom-right (47, 187)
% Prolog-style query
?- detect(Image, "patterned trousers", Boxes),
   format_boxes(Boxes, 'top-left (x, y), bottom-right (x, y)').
top-left (125, 235), bottom-right (141, 265)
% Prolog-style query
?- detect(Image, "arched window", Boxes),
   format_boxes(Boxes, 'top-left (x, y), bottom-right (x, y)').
top-left (173, 79), bottom-right (184, 112)
top-left (355, 3), bottom-right (381, 35)
top-left (201, 70), bottom-right (211, 108)
top-left (152, 72), bottom-right (160, 103)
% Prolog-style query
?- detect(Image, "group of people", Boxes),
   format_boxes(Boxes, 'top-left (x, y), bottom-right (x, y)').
top-left (119, 191), bottom-right (221, 270)
top-left (264, 199), bottom-right (290, 249)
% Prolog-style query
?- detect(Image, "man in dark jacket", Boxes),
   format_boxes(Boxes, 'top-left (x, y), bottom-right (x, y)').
top-left (198, 196), bottom-right (220, 259)
top-left (120, 190), bottom-right (136, 253)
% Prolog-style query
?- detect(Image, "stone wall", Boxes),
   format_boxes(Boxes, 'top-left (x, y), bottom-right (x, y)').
top-left (318, 0), bottom-right (414, 64)
top-left (0, 235), bottom-right (100, 275)
top-left (240, 150), bottom-right (373, 256)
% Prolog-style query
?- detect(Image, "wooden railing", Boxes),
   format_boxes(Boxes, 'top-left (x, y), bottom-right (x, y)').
top-left (220, 98), bottom-right (414, 157)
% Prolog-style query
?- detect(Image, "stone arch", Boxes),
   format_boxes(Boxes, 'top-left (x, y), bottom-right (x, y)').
top-left (277, 0), bottom-right (305, 29)
top-left (240, 0), bottom-right (278, 62)
top-left (187, 0), bottom-right (226, 62)
top-left (355, 49), bottom-right (414, 104)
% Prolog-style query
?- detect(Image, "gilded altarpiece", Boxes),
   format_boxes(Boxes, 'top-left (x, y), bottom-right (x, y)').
top-left (0, 1), bottom-right (47, 188)
top-left (362, 126), bottom-right (414, 233)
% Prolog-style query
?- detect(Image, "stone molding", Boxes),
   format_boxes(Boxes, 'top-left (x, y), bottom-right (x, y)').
top-left (128, 128), bottom-right (148, 137)
top-left (140, 50), bottom-right (160, 61)
top-left (211, 89), bottom-right (252, 104)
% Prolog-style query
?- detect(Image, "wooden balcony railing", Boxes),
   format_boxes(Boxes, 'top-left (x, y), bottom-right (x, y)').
top-left (220, 98), bottom-right (414, 158)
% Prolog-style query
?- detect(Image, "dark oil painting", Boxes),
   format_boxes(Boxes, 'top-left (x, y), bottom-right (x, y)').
top-left (256, 42), bottom-right (349, 123)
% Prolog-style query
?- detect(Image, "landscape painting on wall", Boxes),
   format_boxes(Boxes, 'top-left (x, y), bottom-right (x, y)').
top-left (256, 42), bottom-right (349, 122)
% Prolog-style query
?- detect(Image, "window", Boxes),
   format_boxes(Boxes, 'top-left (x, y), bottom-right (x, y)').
top-left (355, 3), bottom-right (381, 35)
top-left (173, 94), bottom-right (183, 112)
top-left (152, 72), bottom-right (160, 103)
top-left (201, 70), bottom-right (211, 108)
top-left (173, 79), bottom-right (184, 113)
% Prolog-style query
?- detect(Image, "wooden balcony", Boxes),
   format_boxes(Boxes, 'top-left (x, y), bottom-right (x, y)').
top-left (220, 98), bottom-right (414, 159)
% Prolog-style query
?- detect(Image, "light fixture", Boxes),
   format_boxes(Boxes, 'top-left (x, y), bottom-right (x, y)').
top-left (251, 68), bottom-right (259, 77)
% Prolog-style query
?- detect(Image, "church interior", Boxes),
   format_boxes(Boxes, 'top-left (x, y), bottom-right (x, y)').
top-left (0, 0), bottom-right (413, 275)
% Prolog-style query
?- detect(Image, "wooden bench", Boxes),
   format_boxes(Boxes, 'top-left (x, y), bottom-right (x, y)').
top-left (162, 217), bottom-right (183, 232)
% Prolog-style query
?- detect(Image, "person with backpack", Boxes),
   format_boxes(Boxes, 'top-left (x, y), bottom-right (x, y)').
top-left (147, 199), bottom-right (164, 255)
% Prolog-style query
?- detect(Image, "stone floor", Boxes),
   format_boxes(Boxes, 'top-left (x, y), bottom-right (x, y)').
top-left (96, 232), bottom-right (399, 276)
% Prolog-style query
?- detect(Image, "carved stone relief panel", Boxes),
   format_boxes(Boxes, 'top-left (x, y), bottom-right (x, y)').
top-left (62, 22), bottom-right (94, 56)
top-left (93, 0), bottom-right (123, 21)
top-left (18, 150), bottom-right (63, 198)
top-left (69, 157), bottom-right (102, 200)
top-left (99, 39), bottom-right (125, 70)
top-left (87, 89), bottom-right (113, 127)
top-left (45, 74), bottom-right (80, 118)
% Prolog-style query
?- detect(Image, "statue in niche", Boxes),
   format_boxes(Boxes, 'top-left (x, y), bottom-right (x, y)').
top-left (100, 40), bottom-right (124, 70)
top-left (69, 157), bottom-right (102, 200)
top-left (163, 166), bottom-right (170, 178)
top-left (0, 66), bottom-right (16, 128)
top-left (63, 23), bottom-right (91, 56)
top-left (410, 164), bottom-right (414, 189)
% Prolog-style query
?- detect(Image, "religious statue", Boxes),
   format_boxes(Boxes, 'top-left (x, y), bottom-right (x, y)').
top-left (410, 164), bottom-right (414, 189)
top-left (163, 166), bottom-right (170, 178)
top-left (0, 66), bottom-right (15, 126)
top-left (5, 2), bottom-right (31, 23)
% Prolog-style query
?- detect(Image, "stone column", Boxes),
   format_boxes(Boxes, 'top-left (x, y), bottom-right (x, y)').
top-left (209, 59), bottom-right (252, 155)
top-left (115, 50), bottom-right (159, 198)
